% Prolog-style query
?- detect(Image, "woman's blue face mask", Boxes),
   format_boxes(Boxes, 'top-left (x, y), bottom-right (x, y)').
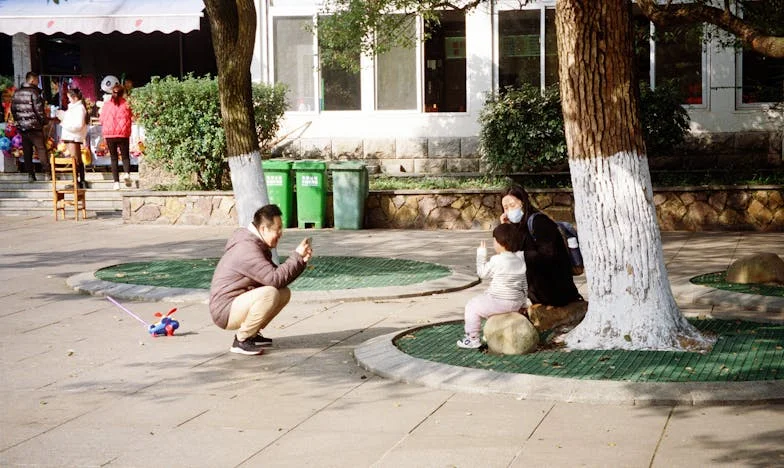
top-left (507, 208), bottom-right (523, 224)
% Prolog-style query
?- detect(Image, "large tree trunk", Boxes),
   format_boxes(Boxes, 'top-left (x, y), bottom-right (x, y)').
top-left (555, 1), bottom-right (712, 351)
top-left (204, 0), bottom-right (268, 227)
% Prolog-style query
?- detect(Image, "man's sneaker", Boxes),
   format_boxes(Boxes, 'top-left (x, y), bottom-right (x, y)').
top-left (28, 174), bottom-right (37, 182)
top-left (230, 335), bottom-right (264, 355)
top-left (456, 335), bottom-right (482, 349)
top-left (250, 333), bottom-right (273, 347)
top-left (113, 182), bottom-right (121, 190)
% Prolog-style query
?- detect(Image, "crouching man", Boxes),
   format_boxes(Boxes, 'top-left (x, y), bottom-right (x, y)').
top-left (209, 204), bottom-right (313, 355)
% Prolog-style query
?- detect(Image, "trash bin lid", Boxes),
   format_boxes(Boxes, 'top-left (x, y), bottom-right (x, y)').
top-left (262, 159), bottom-right (293, 170)
top-left (330, 161), bottom-right (366, 171)
top-left (293, 160), bottom-right (327, 170)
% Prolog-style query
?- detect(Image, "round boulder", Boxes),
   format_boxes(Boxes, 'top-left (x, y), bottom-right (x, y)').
top-left (483, 312), bottom-right (539, 355)
top-left (726, 253), bottom-right (784, 285)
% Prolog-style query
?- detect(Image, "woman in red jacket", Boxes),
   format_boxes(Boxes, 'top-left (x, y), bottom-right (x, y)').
top-left (99, 84), bottom-right (132, 190)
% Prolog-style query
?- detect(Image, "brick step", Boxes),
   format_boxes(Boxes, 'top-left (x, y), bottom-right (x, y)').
top-left (0, 171), bottom-right (139, 181)
top-left (0, 180), bottom-right (139, 190)
top-left (0, 197), bottom-right (124, 211)
top-left (0, 188), bottom-right (131, 199)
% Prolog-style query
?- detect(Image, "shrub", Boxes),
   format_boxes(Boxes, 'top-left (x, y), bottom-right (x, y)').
top-left (132, 75), bottom-right (226, 189)
top-left (132, 75), bottom-right (288, 190)
top-left (480, 82), bottom-right (690, 172)
top-left (252, 82), bottom-right (288, 150)
top-left (479, 84), bottom-right (567, 173)
top-left (639, 80), bottom-right (690, 156)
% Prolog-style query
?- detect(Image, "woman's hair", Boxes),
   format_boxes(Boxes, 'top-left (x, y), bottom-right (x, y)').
top-left (67, 88), bottom-right (82, 101)
top-left (492, 223), bottom-right (524, 252)
top-left (111, 84), bottom-right (125, 105)
top-left (67, 88), bottom-right (89, 124)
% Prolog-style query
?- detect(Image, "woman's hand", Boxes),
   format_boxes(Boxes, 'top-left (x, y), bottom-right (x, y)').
top-left (500, 212), bottom-right (509, 224)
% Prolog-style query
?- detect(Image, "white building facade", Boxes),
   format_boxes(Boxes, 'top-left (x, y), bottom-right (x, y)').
top-left (252, 0), bottom-right (783, 174)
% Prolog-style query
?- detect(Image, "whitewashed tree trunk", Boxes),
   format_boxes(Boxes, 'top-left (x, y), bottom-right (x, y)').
top-left (228, 151), bottom-right (269, 227)
top-left (565, 151), bottom-right (708, 350)
top-left (556, 0), bottom-right (713, 350)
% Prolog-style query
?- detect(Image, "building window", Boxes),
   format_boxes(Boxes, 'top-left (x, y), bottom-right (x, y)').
top-left (273, 17), bottom-right (315, 111)
top-left (543, 9), bottom-right (558, 87)
top-left (498, 9), bottom-right (540, 90)
top-left (739, 3), bottom-right (784, 104)
top-left (742, 50), bottom-right (784, 104)
top-left (654, 25), bottom-right (704, 105)
top-left (320, 53), bottom-right (361, 111)
top-left (376, 15), bottom-right (417, 110)
top-left (632, 5), bottom-right (651, 88)
top-left (424, 11), bottom-right (466, 112)
top-left (318, 16), bottom-right (361, 111)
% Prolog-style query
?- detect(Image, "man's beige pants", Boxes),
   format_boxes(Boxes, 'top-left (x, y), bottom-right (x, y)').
top-left (227, 286), bottom-right (291, 341)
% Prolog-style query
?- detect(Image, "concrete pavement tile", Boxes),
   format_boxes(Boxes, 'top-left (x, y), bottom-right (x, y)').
top-left (245, 429), bottom-right (404, 468)
top-left (652, 405), bottom-right (784, 468)
top-left (0, 425), bottom-right (156, 467)
top-left (375, 432), bottom-right (522, 468)
top-left (339, 377), bottom-right (454, 403)
top-left (294, 396), bottom-right (448, 434)
top-left (109, 426), bottom-right (283, 468)
top-left (509, 403), bottom-right (671, 468)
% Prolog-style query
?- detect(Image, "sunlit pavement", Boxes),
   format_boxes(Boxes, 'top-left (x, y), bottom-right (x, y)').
top-left (1, 216), bottom-right (782, 467)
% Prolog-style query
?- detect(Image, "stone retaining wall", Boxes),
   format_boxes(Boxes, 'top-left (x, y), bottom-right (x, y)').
top-left (123, 186), bottom-right (783, 231)
top-left (273, 131), bottom-right (783, 175)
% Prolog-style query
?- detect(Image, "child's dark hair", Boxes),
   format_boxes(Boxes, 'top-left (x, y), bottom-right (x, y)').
top-left (492, 223), bottom-right (523, 252)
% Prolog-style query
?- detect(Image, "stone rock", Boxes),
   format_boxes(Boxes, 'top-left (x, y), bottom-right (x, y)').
top-left (528, 300), bottom-right (588, 332)
top-left (484, 313), bottom-right (539, 355)
top-left (135, 204), bottom-right (161, 222)
top-left (726, 253), bottom-right (784, 285)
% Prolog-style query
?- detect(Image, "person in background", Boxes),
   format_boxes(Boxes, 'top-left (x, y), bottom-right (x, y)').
top-left (11, 72), bottom-right (49, 182)
top-left (500, 185), bottom-right (582, 307)
top-left (122, 77), bottom-right (134, 96)
top-left (99, 84), bottom-right (132, 190)
top-left (57, 88), bottom-right (89, 188)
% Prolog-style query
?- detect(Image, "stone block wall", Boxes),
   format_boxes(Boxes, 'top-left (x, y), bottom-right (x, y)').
top-left (276, 136), bottom-right (483, 175)
top-left (123, 186), bottom-right (784, 232)
top-left (123, 192), bottom-right (238, 225)
top-left (271, 131), bottom-right (783, 175)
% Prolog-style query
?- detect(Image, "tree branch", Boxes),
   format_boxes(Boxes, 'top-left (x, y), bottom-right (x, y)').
top-left (637, 0), bottom-right (784, 57)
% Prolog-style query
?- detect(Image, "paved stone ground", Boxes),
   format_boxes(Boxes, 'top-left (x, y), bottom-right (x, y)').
top-left (1, 215), bottom-right (783, 467)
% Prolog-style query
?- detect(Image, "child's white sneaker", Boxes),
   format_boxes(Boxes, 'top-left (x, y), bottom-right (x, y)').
top-left (457, 335), bottom-right (482, 349)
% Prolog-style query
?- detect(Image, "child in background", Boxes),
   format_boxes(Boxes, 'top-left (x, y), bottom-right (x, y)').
top-left (457, 223), bottom-right (528, 349)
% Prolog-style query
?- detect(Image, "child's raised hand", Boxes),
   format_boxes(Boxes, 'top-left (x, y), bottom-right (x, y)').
top-left (479, 240), bottom-right (486, 249)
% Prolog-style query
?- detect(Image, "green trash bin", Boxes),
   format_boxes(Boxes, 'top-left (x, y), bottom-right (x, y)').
top-left (293, 160), bottom-right (327, 229)
top-left (261, 159), bottom-right (294, 228)
top-left (331, 161), bottom-right (368, 230)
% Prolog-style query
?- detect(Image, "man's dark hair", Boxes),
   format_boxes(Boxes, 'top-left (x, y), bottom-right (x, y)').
top-left (253, 204), bottom-right (282, 228)
top-left (25, 72), bottom-right (39, 82)
top-left (493, 223), bottom-right (523, 252)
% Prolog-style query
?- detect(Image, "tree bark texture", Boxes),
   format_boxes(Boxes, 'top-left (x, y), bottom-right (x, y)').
top-left (204, 0), bottom-right (269, 226)
top-left (555, 1), bottom-right (712, 350)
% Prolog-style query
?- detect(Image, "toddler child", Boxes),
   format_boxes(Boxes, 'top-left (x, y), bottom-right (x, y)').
top-left (457, 223), bottom-right (528, 349)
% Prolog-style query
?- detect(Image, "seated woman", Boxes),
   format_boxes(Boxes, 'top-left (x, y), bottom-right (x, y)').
top-left (500, 185), bottom-right (582, 307)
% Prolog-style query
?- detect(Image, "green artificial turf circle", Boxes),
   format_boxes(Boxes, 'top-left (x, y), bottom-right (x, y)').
top-left (395, 319), bottom-right (784, 382)
top-left (691, 271), bottom-right (784, 297)
top-left (95, 256), bottom-right (451, 291)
